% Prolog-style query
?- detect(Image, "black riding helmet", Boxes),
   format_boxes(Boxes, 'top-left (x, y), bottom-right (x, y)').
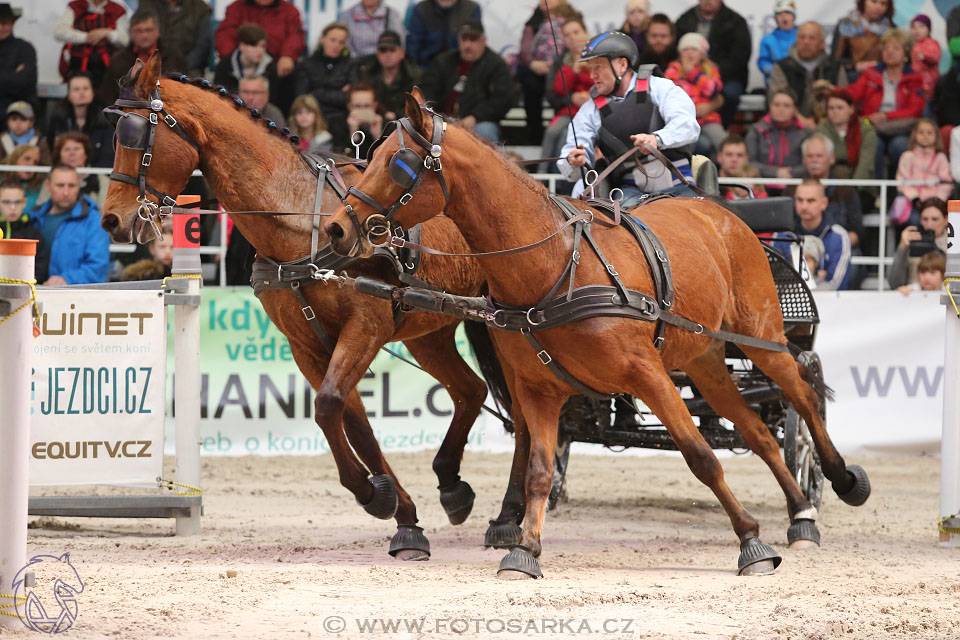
top-left (580, 31), bottom-right (640, 88)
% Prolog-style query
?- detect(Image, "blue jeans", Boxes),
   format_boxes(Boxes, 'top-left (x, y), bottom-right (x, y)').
top-left (875, 133), bottom-right (909, 179)
top-left (473, 121), bottom-right (500, 144)
top-left (621, 183), bottom-right (698, 208)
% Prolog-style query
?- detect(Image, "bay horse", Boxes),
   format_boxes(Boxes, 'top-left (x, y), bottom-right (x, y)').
top-left (323, 89), bottom-right (872, 578)
top-left (99, 54), bottom-right (493, 560)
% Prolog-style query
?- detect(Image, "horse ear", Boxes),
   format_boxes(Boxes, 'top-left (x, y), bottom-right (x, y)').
top-left (404, 88), bottom-right (429, 138)
top-left (134, 52), bottom-right (163, 98)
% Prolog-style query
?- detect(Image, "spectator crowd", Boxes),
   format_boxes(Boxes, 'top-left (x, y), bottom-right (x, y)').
top-left (0, 0), bottom-right (956, 293)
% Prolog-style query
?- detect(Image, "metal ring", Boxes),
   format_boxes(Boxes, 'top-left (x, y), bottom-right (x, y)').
top-left (584, 169), bottom-right (598, 186)
top-left (609, 188), bottom-right (624, 202)
top-left (694, 324), bottom-right (704, 335)
top-left (325, 158), bottom-right (336, 172)
top-left (351, 130), bottom-right (366, 146)
top-left (491, 309), bottom-right (507, 328)
top-left (525, 307), bottom-right (544, 326)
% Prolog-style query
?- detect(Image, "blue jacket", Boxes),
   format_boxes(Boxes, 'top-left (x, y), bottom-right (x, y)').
top-left (31, 196), bottom-right (110, 284)
top-left (758, 27), bottom-right (797, 81)
top-left (406, 0), bottom-right (481, 68)
top-left (774, 214), bottom-right (852, 290)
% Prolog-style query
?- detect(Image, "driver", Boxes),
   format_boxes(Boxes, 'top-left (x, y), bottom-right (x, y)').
top-left (558, 31), bottom-right (700, 206)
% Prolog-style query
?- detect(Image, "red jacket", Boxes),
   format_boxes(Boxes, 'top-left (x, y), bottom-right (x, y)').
top-left (214, 0), bottom-right (305, 61)
top-left (846, 63), bottom-right (925, 121)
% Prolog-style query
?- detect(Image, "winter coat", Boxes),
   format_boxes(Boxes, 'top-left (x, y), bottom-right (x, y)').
top-left (419, 47), bottom-right (514, 123)
top-left (46, 105), bottom-right (115, 168)
top-left (30, 195), bottom-right (109, 285)
top-left (675, 3), bottom-right (751, 87)
top-left (895, 147), bottom-right (953, 202)
top-left (293, 49), bottom-right (353, 121)
top-left (758, 27), bottom-right (796, 82)
top-left (911, 37), bottom-right (941, 99)
top-left (769, 47), bottom-right (846, 118)
top-left (1, 214), bottom-right (47, 283)
top-left (846, 63), bottom-right (925, 122)
top-left (0, 35), bottom-right (37, 120)
top-left (550, 63), bottom-right (593, 121)
top-left (934, 63), bottom-right (960, 127)
top-left (745, 114), bottom-right (811, 178)
top-left (97, 41), bottom-right (187, 106)
top-left (352, 54), bottom-right (422, 120)
top-left (136, 0), bottom-right (211, 74)
top-left (406, 0), bottom-right (481, 68)
top-left (816, 118), bottom-right (878, 181)
top-left (339, 2), bottom-right (406, 59)
top-left (774, 214), bottom-right (852, 290)
top-left (214, 0), bottom-right (305, 62)
top-left (665, 61), bottom-right (723, 126)
top-left (213, 49), bottom-right (278, 98)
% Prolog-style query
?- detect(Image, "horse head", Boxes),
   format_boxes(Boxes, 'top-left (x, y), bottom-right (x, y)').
top-left (101, 52), bottom-right (204, 244)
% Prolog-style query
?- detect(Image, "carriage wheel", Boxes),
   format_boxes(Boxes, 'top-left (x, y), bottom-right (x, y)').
top-left (783, 408), bottom-right (824, 512)
top-left (547, 435), bottom-right (571, 512)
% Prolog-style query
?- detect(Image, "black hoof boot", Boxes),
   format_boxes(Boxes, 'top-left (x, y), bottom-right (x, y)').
top-left (484, 519), bottom-right (522, 548)
top-left (439, 480), bottom-right (475, 526)
top-left (389, 525), bottom-right (431, 560)
top-left (357, 474), bottom-right (398, 520)
top-left (834, 464), bottom-right (871, 507)
top-left (497, 545), bottom-right (543, 579)
top-left (737, 537), bottom-right (782, 576)
top-left (787, 519), bottom-right (821, 548)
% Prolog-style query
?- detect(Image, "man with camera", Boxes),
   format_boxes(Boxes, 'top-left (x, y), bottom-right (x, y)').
top-left (345, 83), bottom-right (382, 158)
top-left (888, 197), bottom-right (951, 289)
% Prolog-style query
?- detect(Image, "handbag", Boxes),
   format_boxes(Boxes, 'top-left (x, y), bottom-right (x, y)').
top-left (872, 117), bottom-right (919, 137)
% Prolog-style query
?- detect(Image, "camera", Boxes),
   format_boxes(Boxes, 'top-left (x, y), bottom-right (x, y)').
top-left (909, 229), bottom-right (938, 257)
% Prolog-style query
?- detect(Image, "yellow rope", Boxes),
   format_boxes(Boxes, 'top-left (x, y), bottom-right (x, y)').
top-left (0, 593), bottom-right (26, 618)
top-left (157, 477), bottom-right (202, 496)
top-left (161, 273), bottom-right (203, 289)
top-left (944, 277), bottom-right (960, 320)
top-left (0, 277), bottom-right (39, 335)
top-left (940, 513), bottom-right (960, 536)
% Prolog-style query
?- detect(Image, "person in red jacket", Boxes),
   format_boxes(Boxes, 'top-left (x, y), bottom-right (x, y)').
top-left (846, 28), bottom-right (925, 179)
top-left (215, 0), bottom-right (305, 82)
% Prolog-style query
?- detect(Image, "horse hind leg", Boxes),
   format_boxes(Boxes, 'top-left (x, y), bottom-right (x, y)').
top-left (684, 344), bottom-right (820, 548)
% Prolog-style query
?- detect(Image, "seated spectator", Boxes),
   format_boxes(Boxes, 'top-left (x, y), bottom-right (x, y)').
top-left (779, 178), bottom-right (852, 290)
top-left (288, 94), bottom-right (332, 153)
top-left (54, 0), bottom-right (130, 87)
top-left (97, 10), bottom-right (186, 106)
top-left (676, 0), bottom-right (751, 128)
top-left (47, 73), bottom-right (114, 167)
top-left (420, 20), bottom-right (514, 144)
top-left (665, 33), bottom-right (724, 159)
top-left (0, 179), bottom-right (46, 281)
top-left (352, 30), bottom-right (421, 122)
top-left (121, 222), bottom-right (172, 281)
top-left (214, 0), bottom-right (304, 85)
top-left (1, 101), bottom-right (49, 161)
top-left (893, 118), bottom-right (952, 227)
top-left (725, 163), bottom-right (768, 200)
top-left (135, 0), bottom-right (211, 76)
top-left (52, 131), bottom-right (100, 201)
top-left (294, 22), bottom-right (352, 148)
top-left (758, 0), bottom-right (797, 85)
top-left (745, 88), bottom-right (811, 179)
top-left (540, 21), bottom-right (591, 172)
top-left (339, 0), bottom-right (405, 59)
top-left (4, 145), bottom-right (48, 210)
top-left (832, 0), bottom-right (894, 81)
top-left (622, 0), bottom-right (649, 53)
top-left (888, 197), bottom-right (950, 289)
top-left (816, 87), bottom-right (877, 181)
top-left (769, 22), bottom-right (846, 126)
top-left (637, 13), bottom-right (676, 70)
top-left (344, 84), bottom-right (382, 157)
top-left (213, 23), bottom-right (277, 97)
top-left (30, 164), bottom-right (109, 285)
top-left (0, 4), bottom-right (37, 125)
top-left (846, 29), bottom-right (923, 179)
top-left (802, 234), bottom-right (827, 288)
top-left (406, 0), bottom-right (481, 69)
top-left (717, 134), bottom-right (748, 178)
top-left (896, 250), bottom-right (945, 295)
top-left (908, 14), bottom-right (939, 102)
top-left (238, 75), bottom-right (285, 128)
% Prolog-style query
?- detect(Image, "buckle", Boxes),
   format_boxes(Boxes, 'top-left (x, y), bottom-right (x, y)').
top-left (432, 157), bottom-right (442, 171)
top-left (149, 112), bottom-right (158, 125)
top-left (141, 153), bottom-right (152, 166)
top-left (164, 114), bottom-right (177, 127)
top-left (301, 306), bottom-right (316, 321)
top-left (536, 350), bottom-right (552, 365)
top-left (656, 249), bottom-right (667, 263)
top-left (606, 264), bottom-right (619, 276)
top-left (399, 193), bottom-right (413, 205)
top-left (390, 235), bottom-right (405, 248)
top-left (653, 336), bottom-right (664, 349)
top-left (572, 250), bottom-right (580, 265)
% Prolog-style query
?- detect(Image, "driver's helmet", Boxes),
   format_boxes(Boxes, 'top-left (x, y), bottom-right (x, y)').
top-left (579, 32), bottom-right (640, 70)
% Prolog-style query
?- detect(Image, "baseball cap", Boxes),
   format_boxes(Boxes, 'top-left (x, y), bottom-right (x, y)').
top-left (458, 19), bottom-right (484, 38)
top-left (6, 101), bottom-right (34, 120)
top-left (377, 30), bottom-right (402, 50)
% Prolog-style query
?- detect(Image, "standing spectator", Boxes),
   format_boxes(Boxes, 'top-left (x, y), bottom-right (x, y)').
top-left (0, 4), bottom-right (37, 128)
top-left (933, 62), bottom-right (960, 142)
top-left (675, 0), bottom-right (751, 128)
top-left (352, 30), bottom-right (421, 121)
top-left (294, 22), bottom-right (352, 148)
top-left (769, 22), bottom-right (846, 125)
top-left (339, 0), bottom-right (405, 59)
top-left (817, 87), bottom-right (877, 182)
top-left (665, 32), bottom-right (724, 158)
top-left (136, 0), bottom-right (211, 76)
top-left (238, 75), bottom-right (285, 128)
top-left (344, 84), bottom-right (382, 157)
top-left (54, 0), bottom-right (130, 87)
top-left (288, 94), bottom-right (332, 153)
top-left (745, 88), bottom-right (811, 179)
top-left (30, 164), bottom-right (109, 285)
top-left (846, 29), bottom-right (924, 179)
top-left (1, 102), bottom-right (49, 161)
top-left (213, 23), bottom-right (277, 97)
top-left (893, 118), bottom-right (952, 226)
top-left (832, 0), bottom-right (894, 81)
top-left (3, 145), bottom-right (48, 211)
top-left (888, 197), bottom-right (950, 289)
top-left (908, 14), bottom-right (939, 102)
top-left (420, 20), bottom-right (514, 144)
top-left (406, 0), bottom-right (481, 69)
top-left (47, 74), bottom-right (113, 168)
top-left (638, 13), bottom-right (677, 70)
top-left (757, 0), bottom-right (797, 85)
top-left (621, 0), bottom-right (649, 54)
top-left (97, 11), bottom-right (186, 106)
top-left (52, 131), bottom-right (100, 201)
top-left (780, 178), bottom-right (852, 290)
top-left (214, 0), bottom-right (304, 85)
top-left (0, 180), bottom-right (46, 281)
top-left (540, 21), bottom-right (591, 170)
top-left (717, 134), bottom-right (748, 178)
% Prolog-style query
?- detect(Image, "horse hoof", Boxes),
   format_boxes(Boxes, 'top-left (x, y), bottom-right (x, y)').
top-left (834, 464), bottom-right (871, 507)
top-left (737, 537), bottom-right (782, 576)
top-left (496, 545), bottom-right (542, 579)
top-left (497, 569), bottom-right (535, 580)
top-left (484, 519), bottom-right (522, 548)
top-left (389, 525), bottom-right (431, 559)
top-left (787, 518), bottom-right (821, 549)
top-left (357, 474), bottom-right (398, 520)
top-left (439, 480), bottom-right (475, 526)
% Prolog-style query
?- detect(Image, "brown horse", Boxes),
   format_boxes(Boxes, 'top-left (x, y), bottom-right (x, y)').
top-left (100, 54), bottom-right (493, 560)
top-left (324, 90), bottom-right (872, 578)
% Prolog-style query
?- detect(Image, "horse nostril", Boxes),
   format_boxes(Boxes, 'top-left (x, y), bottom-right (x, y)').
top-left (326, 221), bottom-right (345, 241)
top-left (102, 213), bottom-right (120, 232)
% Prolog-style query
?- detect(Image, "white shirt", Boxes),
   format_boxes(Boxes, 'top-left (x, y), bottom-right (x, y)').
top-left (54, 0), bottom-right (130, 48)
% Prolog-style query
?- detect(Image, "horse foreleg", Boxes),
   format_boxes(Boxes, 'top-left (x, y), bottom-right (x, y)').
top-left (485, 398), bottom-right (528, 549)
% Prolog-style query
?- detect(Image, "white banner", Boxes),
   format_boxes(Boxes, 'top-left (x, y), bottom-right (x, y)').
top-left (29, 289), bottom-right (166, 486)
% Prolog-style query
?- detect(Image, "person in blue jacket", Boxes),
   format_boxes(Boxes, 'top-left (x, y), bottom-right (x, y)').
top-left (31, 164), bottom-right (109, 285)
top-left (758, 0), bottom-right (797, 84)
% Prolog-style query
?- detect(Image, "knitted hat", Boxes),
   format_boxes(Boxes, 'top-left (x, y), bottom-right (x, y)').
top-left (774, 0), bottom-right (796, 16)
top-left (803, 235), bottom-right (825, 265)
top-left (911, 14), bottom-right (931, 31)
top-left (677, 32), bottom-right (709, 55)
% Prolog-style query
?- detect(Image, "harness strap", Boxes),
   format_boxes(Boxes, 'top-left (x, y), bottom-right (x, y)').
top-left (290, 282), bottom-right (336, 353)
top-left (658, 311), bottom-right (790, 353)
top-left (520, 328), bottom-right (615, 400)
top-left (311, 164), bottom-right (327, 264)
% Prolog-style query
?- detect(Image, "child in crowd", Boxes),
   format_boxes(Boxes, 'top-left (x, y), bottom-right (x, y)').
top-left (0, 180), bottom-right (46, 281)
top-left (724, 164), bottom-right (768, 200)
top-left (4, 145), bottom-right (49, 211)
top-left (758, 0), bottom-right (797, 84)
top-left (121, 223), bottom-right (173, 281)
top-left (1, 102), bottom-right (49, 161)
top-left (909, 14), bottom-right (940, 101)
top-left (802, 234), bottom-right (826, 288)
top-left (893, 118), bottom-right (952, 227)
top-left (897, 251), bottom-right (945, 295)
top-left (665, 32), bottom-right (725, 158)
top-left (288, 94), bottom-right (332, 154)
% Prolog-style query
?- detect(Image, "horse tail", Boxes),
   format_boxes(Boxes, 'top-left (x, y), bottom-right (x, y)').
top-left (463, 320), bottom-right (514, 433)
top-left (788, 342), bottom-right (836, 403)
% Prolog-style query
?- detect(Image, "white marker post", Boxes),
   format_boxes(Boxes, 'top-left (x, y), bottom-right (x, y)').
top-left (0, 239), bottom-right (37, 628)
top-left (941, 200), bottom-right (960, 546)
top-left (172, 196), bottom-right (202, 535)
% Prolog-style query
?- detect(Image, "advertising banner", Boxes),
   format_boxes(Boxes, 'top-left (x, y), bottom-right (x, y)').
top-left (30, 289), bottom-right (166, 486)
